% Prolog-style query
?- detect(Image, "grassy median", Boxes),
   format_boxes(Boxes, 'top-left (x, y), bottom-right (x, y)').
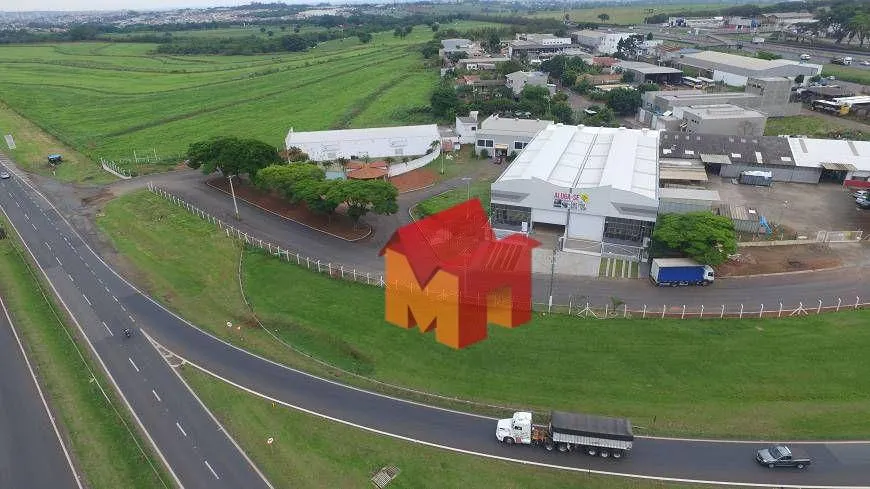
top-left (96, 190), bottom-right (870, 439)
top-left (0, 216), bottom-right (167, 488)
top-left (182, 365), bottom-right (722, 489)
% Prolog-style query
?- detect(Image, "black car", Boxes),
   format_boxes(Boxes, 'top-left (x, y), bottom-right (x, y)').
top-left (756, 445), bottom-right (811, 469)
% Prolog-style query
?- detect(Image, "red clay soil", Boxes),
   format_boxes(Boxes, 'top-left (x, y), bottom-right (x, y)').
top-left (390, 168), bottom-right (438, 193)
top-left (717, 244), bottom-right (842, 277)
top-left (206, 177), bottom-right (371, 241)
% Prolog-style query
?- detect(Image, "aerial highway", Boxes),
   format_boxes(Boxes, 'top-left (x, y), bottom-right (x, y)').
top-left (3, 160), bottom-right (870, 487)
top-left (0, 296), bottom-right (81, 489)
top-left (0, 155), bottom-right (272, 489)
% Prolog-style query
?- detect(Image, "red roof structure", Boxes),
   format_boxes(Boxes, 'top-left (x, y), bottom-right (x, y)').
top-left (346, 160), bottom-right (388, 180)
top-left (592, 56), bottom-right (618, 68)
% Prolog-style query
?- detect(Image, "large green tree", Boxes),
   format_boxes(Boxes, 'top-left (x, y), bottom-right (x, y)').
top-left (332, 179), bottom-right (398, 225)
top-left (605, 87), bottom-right (642, 115)
top-left (255, 163), bottom-right (324, 203)
top-left (297, 179), bottom-right (342, 221)
top-left (652, 212), bottom-right (737, 266)
top-left (430, 82), bottom-right (460, 119)
top-left (186, 137), bottom-right (279, 176)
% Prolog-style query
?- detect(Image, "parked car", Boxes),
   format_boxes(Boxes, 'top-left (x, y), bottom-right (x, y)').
top-left (800, 53), bottom-right (811, 60)
top-left (857, 197), bottom-right (870, 209)
top-left (852, 189), bottom-right (869, 200)
top-left (862, 60), bottom-right (870, 66)
top-left (0, 171), bottom-right (10, 179)
top-left (756, 445), bottom-right (811, 469)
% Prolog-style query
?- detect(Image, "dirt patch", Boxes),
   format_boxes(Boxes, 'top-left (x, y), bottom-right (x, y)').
top-left (206, 177), bottom-right (371, 241)
top-left (390, 168), bottom-right (437, 193)
top-left (717, 244), bottom-right (843, 277)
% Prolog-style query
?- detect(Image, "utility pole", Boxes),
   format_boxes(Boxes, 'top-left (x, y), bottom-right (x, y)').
top-left (461, 177), bottom-right (471, 200)
top-left (547, 241), bottom-right (557, 313)
top-left (228, 174), bottom-right (240, 221)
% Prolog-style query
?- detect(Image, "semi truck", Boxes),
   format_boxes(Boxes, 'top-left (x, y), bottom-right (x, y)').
top-left (650, 258), bottom-right (715, 286)
top-left (496, 411), bottom-right (634, 459)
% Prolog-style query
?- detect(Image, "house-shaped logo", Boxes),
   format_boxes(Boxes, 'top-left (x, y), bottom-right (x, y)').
top-left (379, 199), bottom-right (540, 349)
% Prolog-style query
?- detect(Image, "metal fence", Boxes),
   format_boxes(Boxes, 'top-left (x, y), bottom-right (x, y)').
top-left (147, 183), bottom-right (868, 321)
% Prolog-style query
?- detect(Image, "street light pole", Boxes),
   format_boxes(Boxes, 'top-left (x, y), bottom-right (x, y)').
top-left (461, 177), bottom-right (471, 200)
top-left (547, 242), bottom-right (557, 313)
top-left (228, 174), bottom-right (240, 220)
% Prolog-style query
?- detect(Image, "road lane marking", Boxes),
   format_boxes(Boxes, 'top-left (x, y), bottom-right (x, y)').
top-left (105, 286), bottom-right (110, 293)
top-left (68, 273), bottom-right (74, 283)
top-left (102, 322), bottom-right (113, 336)
top-left (120, 305), bottom-right (126, 312)
top-left (55, 257), bottom-right (62, 266)
top-left (23, 213), bottom-right (28, 220)
top-left (204, 460), bottom-right (219, 480)
top-left (128, 315), bottom-right (135, 323)
top-left (44, 242), bottom-right (51, 251)
top-left (152, 389), bottom-right (161, 402)
top-left (176, 422), bottom-right (187, 437)
top-left (128, 358), bottom-right (139, 373)
top-left (82, 294), bottom-right (91, 306)
top-left (112, 295), bottom-right (118, 302)
top-left (31, 223), bottom-right (36, 231)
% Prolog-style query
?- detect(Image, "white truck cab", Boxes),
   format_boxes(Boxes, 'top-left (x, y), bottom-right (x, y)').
top-left (495, 411), bottom-right (533, 445)
top-left (844, 56), bottom-right (853, 65)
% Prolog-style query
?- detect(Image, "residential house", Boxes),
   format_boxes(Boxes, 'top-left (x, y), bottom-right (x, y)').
top-left (570, 30), bottom-right (634, 55)
top-left (455, 111), bottom-right (479, 144)
top-left (505, 71), bottom-right (549, 96)
top-left (474, 114), bottom-right (553, 161)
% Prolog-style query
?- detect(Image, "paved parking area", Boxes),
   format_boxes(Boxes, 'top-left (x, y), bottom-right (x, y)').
top-left (708, 176), bottom-right (870, 236)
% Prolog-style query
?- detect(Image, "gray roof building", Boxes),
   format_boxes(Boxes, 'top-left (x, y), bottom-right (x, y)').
top-left (676, 50), bottom-right (822, 85)
top-left (614, 61), bottom-right (683, 84)
top-left (441, 38), bottom-right (472, 52)
top-left (680, 104), bottom-right (768, 136)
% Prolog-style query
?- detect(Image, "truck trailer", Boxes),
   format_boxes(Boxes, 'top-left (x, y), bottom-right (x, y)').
top-left (650, 258), bottom-right (715, 286)
top-left (496, 411), bottom-right (634, 459)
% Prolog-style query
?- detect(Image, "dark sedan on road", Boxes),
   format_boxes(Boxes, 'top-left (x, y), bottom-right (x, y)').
top-left (756, 445), bottom-right (811, 469)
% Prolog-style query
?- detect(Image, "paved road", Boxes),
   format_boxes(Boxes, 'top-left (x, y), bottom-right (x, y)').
top-left (3, 161), bottom-right (870, 487)
top-left (145, 172), bottom-right (870, 312)
top-left (0, 157), bottom-right (272, 489)
top-left (0, 296), bottom-right (81, 489)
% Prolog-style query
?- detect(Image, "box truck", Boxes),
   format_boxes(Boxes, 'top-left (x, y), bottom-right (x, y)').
top-left (496, 411), bottom-right (634, 459)
top-left (650, 258), bottom-right (715, 286)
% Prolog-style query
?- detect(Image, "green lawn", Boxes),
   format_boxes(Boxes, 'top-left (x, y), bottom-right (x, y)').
top-left (531, 3), bottom-right (741, 25)
top-left (414, 179), bottom-right (493, 218)
top-left (183, 366), bottom-right (716, 489)
top-left (765, 115), bottom-right (870, 139)
top-left (822, 64), bottom-right (870, 86)
top-left (0, 216), bottom-right (167, 488)
top-left (96, 189), bottom-right (870, 439)
top-left (0, 24), bottom-right (454, 174)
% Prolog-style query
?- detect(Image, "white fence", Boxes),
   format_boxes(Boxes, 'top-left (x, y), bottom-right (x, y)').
top-left (147, 183), bottom-right (868, 321)
top-left (100, 158), bottom-right (132, 179)
top-left (388, 149), bottom-right (440, 177)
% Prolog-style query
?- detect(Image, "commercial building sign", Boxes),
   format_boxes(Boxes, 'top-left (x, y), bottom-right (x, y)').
top-left (553, 191), bottom-right (589, 211)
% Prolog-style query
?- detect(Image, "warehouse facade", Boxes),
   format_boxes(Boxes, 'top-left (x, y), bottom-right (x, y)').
top-left (490, 125), bottom-right (659, 262)
top-left (675, 51), bottom-right (821, 86)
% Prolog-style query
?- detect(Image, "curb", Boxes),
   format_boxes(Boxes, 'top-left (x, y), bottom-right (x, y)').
top-left (719, 264), bottom-right (853, 280)
top-left (205, 179), bottom-right (372, 243)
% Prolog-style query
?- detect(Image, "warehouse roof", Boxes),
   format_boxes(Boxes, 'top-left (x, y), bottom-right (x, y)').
top-left (659, 131), bottom-right (794, 166)
top-left (681, 50), bottom-right (820, 73)
top-left (681, 104), bottom-right (766, 120)
top-left (496, 124), bottom-right (659, 200)
top-left (286, 124), bottom-right (439, 146)
top-left (477, 115), bottom-right (553, 138)
top-left (615, 61), bottom-right (683, 75)
top-left (787, 137), bottom-right (870, 170)
top-left (658, 187), bottom-right (720, 201)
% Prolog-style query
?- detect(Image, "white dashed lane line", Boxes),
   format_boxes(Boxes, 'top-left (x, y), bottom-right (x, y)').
top-left (152, 389), bottom-right (161, 402)
top-left (204, 460), bottom-right (220, 480)
top-left (102, 322), bottom-right (113, 336)
top-left (82, 294), bottom-right (91, 306)
top-left (128, 358), bottom-right (140, 373)
top-left (176, 422), bottom-right (187, 437)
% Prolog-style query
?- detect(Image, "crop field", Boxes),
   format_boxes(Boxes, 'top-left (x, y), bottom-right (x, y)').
top-left (531, 3), bottom-right (741, 25)
top-left (0, 26), bottom-right (445, 172)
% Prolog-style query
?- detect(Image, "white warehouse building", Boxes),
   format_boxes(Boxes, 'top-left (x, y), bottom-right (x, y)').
top-left (490, 124), bottom-right (659, 263)
top-left (285, 124), bottom-right (441, 162)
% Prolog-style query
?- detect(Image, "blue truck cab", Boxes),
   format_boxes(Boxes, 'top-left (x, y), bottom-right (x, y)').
top-left (650, 258), bottom-right (715, 286)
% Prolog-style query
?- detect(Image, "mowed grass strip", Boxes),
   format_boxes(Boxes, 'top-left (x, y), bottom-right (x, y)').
top-left (182, 366), bottom-right (716, 489)
top-left (0, 216), bottom-right (167, 488)
top-left (97, 190), bottom-right (870, 439)
top-left (764, 114), bottom-right (869, 138)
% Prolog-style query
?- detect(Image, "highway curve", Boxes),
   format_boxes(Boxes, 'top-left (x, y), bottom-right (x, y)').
top-left (3, 161), bottom-right (870, 487)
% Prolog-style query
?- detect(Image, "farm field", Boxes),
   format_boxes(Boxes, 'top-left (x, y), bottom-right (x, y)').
top-left (531, 3), bottom-right (741, 25)
top-left (0, 25), bottom-right (446, 173)
top-left (96, 189), bottom-right (870, 440)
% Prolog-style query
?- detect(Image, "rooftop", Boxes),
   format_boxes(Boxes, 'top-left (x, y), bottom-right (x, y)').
top-left (458, 56), bottom-right (510, 64)
top-left (787, 137), bottom-right (870, 171)
top-left (659, 131), bottom-right (794, 166)
top-left (496, 124), bottom-right (659, 200)
top-left (681, 103), bottom-right (766, 120)
top-left (478, 115), bottom-right (553, 137)
top-left (286, 124), bottom-right (439, 145)
top-left (681, 50), bottom-right (814, 72)
top-left (615, 61), bottom-right (683, 75)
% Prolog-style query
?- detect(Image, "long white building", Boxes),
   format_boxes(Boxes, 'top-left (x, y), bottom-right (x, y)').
top-left (490, 125), bottom-right (659, 262)
top-left (285, 125), bottom-right (441, 162)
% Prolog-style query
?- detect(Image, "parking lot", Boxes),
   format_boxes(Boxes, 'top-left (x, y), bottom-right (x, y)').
top-left (708, 176), bottom-right (870, 237)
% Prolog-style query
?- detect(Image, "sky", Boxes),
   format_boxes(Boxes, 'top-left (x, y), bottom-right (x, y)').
top-left (0, 0), bottom-right (326, 13)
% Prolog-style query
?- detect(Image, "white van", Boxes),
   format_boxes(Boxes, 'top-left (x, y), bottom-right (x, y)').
top-left (800, 53), bottom-right (811, 60)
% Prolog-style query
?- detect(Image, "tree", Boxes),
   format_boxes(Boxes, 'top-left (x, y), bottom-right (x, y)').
top-left (496, 59), bottom-right (524, 77)
top-left (652, 212), bottom-right (737, 266)
top-left (284, 146), bottom-right (309, 162)
top-left (186, 137), bottom-right (279, 177)
top-left (551, 101), bottom-right (575, 124)
top-left (297, 179), bottom-right (341, 222)
top-left (794, 74), bottom-right (805, 85)
top-left (620, 71), bottom-right (635, 83)
top-left (267, 30), bottom-right (274, 37)
top-left (486, 31), bottom-right (501, 54)
top-left (260, 27), bottom-right (266, 33)
top-left (431, 22), bottom-right (440, 32)
top-left (430, 82), bottom-right (460, 119)
top-left (332, 179), bottom-right (398, 226)
top-left (637, 82), bottom-right (660, 93)
top-left (394, 27), bottom-right (403, 38)
top-left (519, 84), bottom-right (550, 115)
top-left (597, 13), bottom-right (610, 23)
top-left (357, 32), bottom-right (372, 44)
top-left (646, 32), bottom-right (653, 41)
top-left (606, 87), bottom-right (642, 116)
top-left (756, 50), bottom-right (781, 60)
top-left (255, 163), bottom-right (324, 203)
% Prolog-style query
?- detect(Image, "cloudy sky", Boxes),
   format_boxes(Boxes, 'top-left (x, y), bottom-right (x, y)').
top-left (1, 0), bottom-right (302, 12)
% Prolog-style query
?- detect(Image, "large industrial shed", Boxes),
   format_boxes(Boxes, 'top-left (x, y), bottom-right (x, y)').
top-left (285, 124), bottom-right (441, 162)
top-left (675, 51), bottom-right (821, 86)
top-left (490, 125), bottom-right (659, 261)
top-left (659, 131), bottom-right (822, 183)
top-left (787, 137), bottom-right (870, 183)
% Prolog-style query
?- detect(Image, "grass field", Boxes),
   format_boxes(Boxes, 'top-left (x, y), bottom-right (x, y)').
top-left (765, 115), bottom-right (870, 139)
top-left (96, 190), bottom-right (870, 439)
top-left (0, 25), bottom-right (449, 173)
top-left (0, 215), bottom-right (167, 488)
top-left (182, 366), bottom-right (716, 489)
top-left (414, 179), bottom-right (493, 218)
top-left (531, 3), bottom-right (741, 25)
top-left (821, 64), bottom-right (870, 86)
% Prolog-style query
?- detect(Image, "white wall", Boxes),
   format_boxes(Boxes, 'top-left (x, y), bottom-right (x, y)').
top-left (567, 213), bottom-right (605, 240)
top-left (388, 149), bottom-right (440, 177)
top-left (531, 208), bottom-right (567, 225)
top-left (713, 69), bottom-right (748, 87)
top-left (286, 126), bottom-right (440, 162)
